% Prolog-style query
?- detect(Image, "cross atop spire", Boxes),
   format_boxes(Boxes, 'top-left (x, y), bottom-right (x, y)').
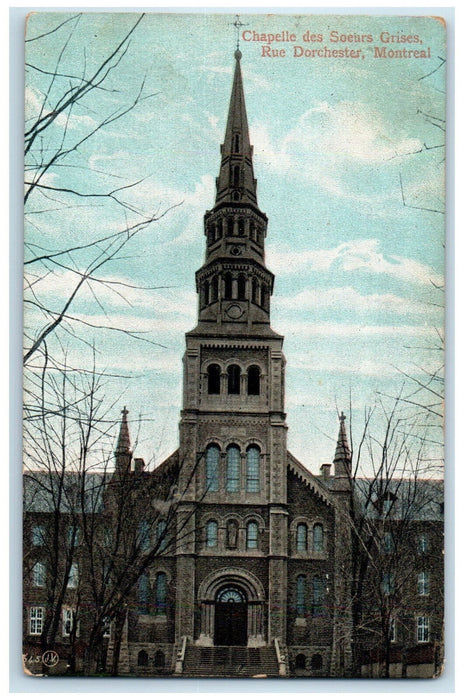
top-left (232, 14), bottom-right (247, 52)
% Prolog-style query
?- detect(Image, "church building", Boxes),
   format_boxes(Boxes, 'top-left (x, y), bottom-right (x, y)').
top-left (23, 48), bottom-right (444, 680)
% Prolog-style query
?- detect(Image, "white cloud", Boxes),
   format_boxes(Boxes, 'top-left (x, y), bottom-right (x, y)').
top-left (276, 285), bottom-right (437, 317)
top-left (268, 239), bottom-right (443, 287)
top-left (281, 320), bottom-right (434, 339)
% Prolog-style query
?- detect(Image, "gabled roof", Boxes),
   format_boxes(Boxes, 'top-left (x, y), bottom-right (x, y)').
top-left (353, 477), bottom-right (444, 522)
top-left (287, 451), bottom-right (333, 507)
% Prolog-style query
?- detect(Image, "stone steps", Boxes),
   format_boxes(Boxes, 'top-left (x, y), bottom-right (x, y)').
top-left (182, 645), bottom-right (279, 677)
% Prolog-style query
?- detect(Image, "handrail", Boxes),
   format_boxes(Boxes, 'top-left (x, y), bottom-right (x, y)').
top-left (174, 635), bottom-right (188, 675)
top-left (274, 638), bottom-right (287, 677)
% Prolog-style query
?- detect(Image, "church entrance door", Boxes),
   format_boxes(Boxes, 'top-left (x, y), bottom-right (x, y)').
top-left (214, 587), bottom-right (247, 646)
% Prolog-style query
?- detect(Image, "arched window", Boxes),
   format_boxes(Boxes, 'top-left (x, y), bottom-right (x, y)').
top-left (139, 520), bottom-right (150, 551)
top-left (237, 274), bottom-right (246, 299)
top-left (296, 523), bottom-right (308, 552)
top-left (203, 280), bottom-right (210, 307)
top-left (296, 574), bottom-right (306, 616)
top-left (238, 218), bottom-right (245, 236)
top-left (138, 573), bottom-right (149, 614)
top-left (32, 561), bottom-right (45, 587)
top-left (211, 276), bottom-right (219, 302)
top-left (137, 650), bottom-right (149, 667)
top-left (205, 520), bottom-right (218, 548)
top-left (312, 524), bottom-right (323, 552)
top-left (246, 521), bottom-right (259, 550)
top-left (312, 575), bottom-right (324, 616)
top-left (233, 165), bottom-right (240, 187)
top-left (233, 134), bottom-right (240, 153)
top-left (207, 364), bottom-right (221, 394)
top-left (246, 446), bottom-right (260, 492)
top-left (207, 226), bottom-right (215, 245)
top-left (205, 444), bottom-right (219, 492)
top-left (224, 272), bottom-right (233, 299)
top-left (226, 445), bottom-right (241, 492)
top-left (261, 284), bottom-right (268, 310)
top-left (249, 221), bottom-right (256, 241)
top-left (383, 532), bottom-right (394, 554)
top-left (418, 571), bottom-right (429, 596)
top-left (247, 366), bottom-right (260, 395)
top-left (311, 653), bottom-right (323, 670)
top-left (156, 519), bottom-right (167, 553)
top-left (155, 572), bottom-right (167, 615)
top-left (252, 278), bottom-right (259, 304)
top-left (154, 650), bottom-right (165, 669)
top-left (295, 653), bottom-right (306, 670)
top-left (227, 365), bottom-right (241, 394)
top-left (227, 218), bottom-right (234, 237)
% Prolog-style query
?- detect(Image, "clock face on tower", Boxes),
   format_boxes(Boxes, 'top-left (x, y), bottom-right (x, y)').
top-left (224, 303), bottom-right (244, 320)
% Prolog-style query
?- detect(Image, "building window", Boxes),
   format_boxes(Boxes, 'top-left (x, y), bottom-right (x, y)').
top-left (103, 526), bottom-right (113, 547)
top-left (67, 525), bottom-right (81, 546)
top-left (246, 521), bottom-right (258, 550)
top-left (205, 520), bottom-right (218, 548)
top-left (205, 444), bottom-right (220, 492)
top-left (232, 165), bottom-right (240, 188)
top-left (418, 571), bottom-right (430, 596)
top-left (312, 524), bottom-right (324, 553)
top-left (32, 561), bottom-right (46, 587)
top-left (138, 650), bottom-right (149, 667)
top-left (296, 574), bottom-right (306, 616)
top-left (227, 219), bottom-right (234, 237)
top-left (295, 653), bottom-right (306, 670)
top-left (238, 219), bottom-right (245, 237)
top-left (156, 519), bottom-right (167, 553)
top-left (311, 653), bottom-right (323, 671)
top-left (383, 532), bottom-right (394, 554)
top-left (227, 365), bottom-right (241, 394)
top-left (296, 523), bottom-right (308, 553)
top-left (211, 276), bottom-right (219, 302)
top-left (252, 277), bottom-right (259, 303)
top-left (417, 616), bottom-right (430, 643)
top-left (203, 279), bottom-right (210, 306)
top-left (233, 134), bottom-right (240, 153)
top-left (237, 273), bottom-right (246, 298)
top-left (207, 364), bottom-right (221, 395)
top-left (312, 575), bottom-right (324, 616)
top-left (382, 572), bottom-right (394, 596)
top-left (246, 446), bottom-right (260, 492)
top-left (138, 573), bottom-right (149, 614)
top-left (155, 572), bottom-right (167, 615)
top-left (418, 533), bottom-right (429, 553)
top-left (67, 563), bottom-right (79, 589)
top-left (29, 607), bottom-right (44, 636)
top-left (226, 445), bottom-right (241, 492)
top-left (154, 650), bottom-right (165, 669)
top-left (139, 520), bottom-right (150, 551)
top-left (32, 525), bottom-right (46, 546)
top-left (247, 366), bottom-right (260, 395)
top-left (102, 617), bottom-right (111, 638)
top-left (62, 608), bottom-right (79, 637)
top-left (389, 617), bottom-right (396, 643)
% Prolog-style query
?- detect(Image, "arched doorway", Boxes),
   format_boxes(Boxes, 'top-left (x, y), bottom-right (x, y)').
top-left (214, 586), bottom-right (247, 646)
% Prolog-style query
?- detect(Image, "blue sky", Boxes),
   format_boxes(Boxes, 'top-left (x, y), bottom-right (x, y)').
top-left (24, 12), bottom-right (445, 472)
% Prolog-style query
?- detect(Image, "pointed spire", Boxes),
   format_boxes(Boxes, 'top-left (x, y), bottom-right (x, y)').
top-left (215, 50), bottom-right (257, 206)
top-left (334, 411), bottom-right (351, 464)
top-left (115, 406), bottom-right (131, 455)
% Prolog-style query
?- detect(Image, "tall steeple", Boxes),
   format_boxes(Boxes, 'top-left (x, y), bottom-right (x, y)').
top-left (215, 50), bottom-right (257, 206)
top-left (195, 50), bottom-right (275, 335)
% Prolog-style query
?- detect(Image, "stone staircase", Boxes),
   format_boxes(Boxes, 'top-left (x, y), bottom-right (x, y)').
top-left (182, 645), bottom-right (280, 677)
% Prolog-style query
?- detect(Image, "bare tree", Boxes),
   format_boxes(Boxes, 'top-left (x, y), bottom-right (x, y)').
top-left (340, 397), bottom-right (444, 677)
